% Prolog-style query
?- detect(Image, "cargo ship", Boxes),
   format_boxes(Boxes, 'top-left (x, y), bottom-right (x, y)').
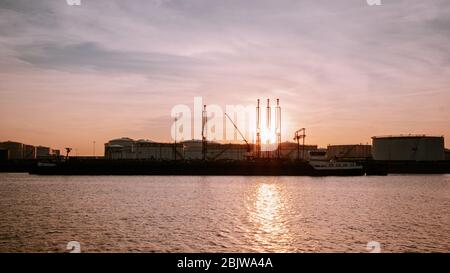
top-left (28, 158), bottom-right (366, 176)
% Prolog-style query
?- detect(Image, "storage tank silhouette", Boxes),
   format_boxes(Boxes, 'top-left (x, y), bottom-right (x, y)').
top-left (372, 135), bottom-right (445, 161)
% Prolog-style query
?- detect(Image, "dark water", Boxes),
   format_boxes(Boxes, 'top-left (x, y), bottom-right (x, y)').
top-left (0, 173), bottom-right (449, 253)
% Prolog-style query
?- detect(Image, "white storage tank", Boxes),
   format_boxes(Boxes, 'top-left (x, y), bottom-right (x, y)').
top-left (372, 135), bottom-right (445, 161)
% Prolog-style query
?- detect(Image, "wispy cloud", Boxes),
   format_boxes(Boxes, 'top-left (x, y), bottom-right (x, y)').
top-left (17, 42), bottom-right (208, 76)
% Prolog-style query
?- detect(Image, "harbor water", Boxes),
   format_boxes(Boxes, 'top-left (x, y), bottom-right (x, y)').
top-left (0, 173), bottom-right (449, 252)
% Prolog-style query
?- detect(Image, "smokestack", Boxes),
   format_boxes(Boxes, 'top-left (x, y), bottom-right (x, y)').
top-left (256, 99), bottom-right (260, 131)
top-left (276, 99), bottom-right (280, 131)
top-left (202, 104), bottom-right (207, 160)
top-left (276, 98), bottom-right (281, 159)
top-left (266, 99), bottom-right (271, 131)
top-left (256, 99), bottom-right (261, 158)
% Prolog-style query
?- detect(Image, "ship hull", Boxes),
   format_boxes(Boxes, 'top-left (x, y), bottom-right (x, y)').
top-left (28, 159), bottom-right (365, 176)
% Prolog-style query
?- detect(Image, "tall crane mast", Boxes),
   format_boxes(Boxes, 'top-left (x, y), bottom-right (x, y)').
top-left (224, 113), bottom-right (251, 154)
top-left (202, 105), bottom-right (207, 160)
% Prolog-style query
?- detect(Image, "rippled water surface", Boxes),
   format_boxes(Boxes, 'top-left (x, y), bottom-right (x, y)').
top-left (0, 173), bottom-right (449, 252)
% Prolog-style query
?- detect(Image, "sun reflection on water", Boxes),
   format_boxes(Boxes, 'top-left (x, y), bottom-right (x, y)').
top-left (247, 182), bottom-right (292, 252)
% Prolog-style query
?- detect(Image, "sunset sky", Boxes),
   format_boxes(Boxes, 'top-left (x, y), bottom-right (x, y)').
top-left (1, 0), bottom-right (449, 155)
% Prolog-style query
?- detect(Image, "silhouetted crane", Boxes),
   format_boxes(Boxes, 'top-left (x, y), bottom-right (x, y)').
top-left (224, 113), bottom-right (251, 155)
top-left (202, 105), bottom-right (207, 160)
top-left (65, 147), bottom-right (72, 160)
top-left (294, 128), bottom-right (306, 161)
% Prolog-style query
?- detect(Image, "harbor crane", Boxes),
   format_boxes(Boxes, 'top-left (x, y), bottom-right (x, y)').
top-left (293, 128), bottom-right (306, 161)
top-left (202, 105), bottom-right (207, 160)
top-left (65, 147), bottom-right (72, 160)
top-left (224, 113), bottom-right (252, 157)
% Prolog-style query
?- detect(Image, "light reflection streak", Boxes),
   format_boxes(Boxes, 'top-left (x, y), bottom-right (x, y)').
top-left (247, 182), bottom-right (292, 252)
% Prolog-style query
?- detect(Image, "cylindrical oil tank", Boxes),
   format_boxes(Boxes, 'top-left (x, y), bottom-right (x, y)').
top-left (0, 148), bottom-right (9, 161)
top-left (372, 135), bottom-right (445, 161)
